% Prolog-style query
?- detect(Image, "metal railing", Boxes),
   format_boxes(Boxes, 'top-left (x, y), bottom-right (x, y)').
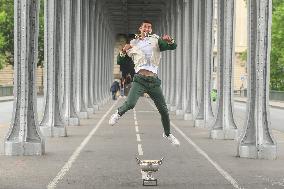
top-left (234, 89), bottom-right (284, 102)
top-left (0, 86), bottom-right (13, 97)
top-left (0, 85), bottom-right (44, 97)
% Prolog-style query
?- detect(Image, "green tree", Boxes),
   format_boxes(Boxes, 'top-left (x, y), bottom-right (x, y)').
top-left (0, 0), bottom-right (13, 68)
top-left (38, 0), bottom-right (44, 67)
top-left (0, 0), bottom-right (44, 70)
top-left (271, 0), bottom-right (284, 90)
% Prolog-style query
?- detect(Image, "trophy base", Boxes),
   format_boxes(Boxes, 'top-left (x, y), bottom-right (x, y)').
top-left (143, 179), bottom-right (157, 186)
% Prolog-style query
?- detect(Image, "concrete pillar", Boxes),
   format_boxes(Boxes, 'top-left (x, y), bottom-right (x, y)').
top-left (83, 0), bottom-right (92, 114)
top-left (104, 30), bottom-right (108, 101)
top-left (100, 21), bottom-right (105, 104)
top-left (73, 0), bottom-right (83, 116)
top-left (169, 0), bottom-right (177, 111)
top-left (194, 0), bottom-right (214, 127)
top-left (40, 0), bottom-right (67, 137)
top-left (58, 1), bottom-right (65, 111)
top-left (210, 0), bottom-right (237, 139)
top-left (87, 2), bottom-right (96, 112)
top-left (60, 0), bottom-right (69, 125)
top-left (165, 9), bottom-right (171, 105)
top-left (180, 0), bottom-right (189, 119)
top-left (61, 0), bottom-right (79, 126)
top-left (79, 0), bottom-right (90, 118)
top-left (203, 0), bottom-right (214, 126)
top-left (5, 0), bottom-right (44, 155)
top-left (185, 0), bottom-right (199, 120)
top-left (238, 0), bottom-right (276, 160)
top-left (69, 0), bottom-right (80, 126)
top-left (93, 8), bottom-right (100, 110)
top-left (194, 1), bottom-right (205, 127)
top-left (105, 24), bottom-right (110, 103)
top-left (106, 29), bottom-right (111, 101)
top-left (175, 0), bottom-right (184, 117)
top-left (102, 23), bottom-right (106, 102)
top-left (183, 0), bottom-right (193, 120)
top-left (97, 14), bottom-right (103, 105)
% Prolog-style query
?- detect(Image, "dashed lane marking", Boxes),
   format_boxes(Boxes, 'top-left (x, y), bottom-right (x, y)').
top-left (138, 144), bottom-right (143, 156)
top-left (136, 134), bottom-right (141, 142)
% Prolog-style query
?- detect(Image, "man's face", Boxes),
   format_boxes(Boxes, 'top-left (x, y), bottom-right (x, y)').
top-left (139, 23), bottom-right (152, 35)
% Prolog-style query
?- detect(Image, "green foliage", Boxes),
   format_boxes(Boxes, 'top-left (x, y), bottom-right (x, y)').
top-left (0, 0), bottom-right (44, 69)
top-left (0, 53), bottom-right (7, 70)
top-left (38, 0), bottom-right (44, 67)
top-left (0, 0), bottom-right (13, 69)
top-left (239, 49), bottom-right (247, 62)
top-left (271, 0), bottom-right (284, 90)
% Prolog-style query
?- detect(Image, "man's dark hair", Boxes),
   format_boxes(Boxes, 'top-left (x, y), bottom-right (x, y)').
top-left (140, 20), bottom-right (152, 26)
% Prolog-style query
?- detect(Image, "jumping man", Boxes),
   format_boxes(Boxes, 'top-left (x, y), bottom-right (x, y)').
top-left (109, 20), bottom-right (180, 146)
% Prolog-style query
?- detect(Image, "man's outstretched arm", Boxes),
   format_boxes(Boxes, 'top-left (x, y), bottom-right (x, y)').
top-left (158, 34), bottom-right (177, 52)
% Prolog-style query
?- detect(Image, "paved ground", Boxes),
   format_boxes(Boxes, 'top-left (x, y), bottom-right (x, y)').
top-left (0, 97), bottom-right (284, 189)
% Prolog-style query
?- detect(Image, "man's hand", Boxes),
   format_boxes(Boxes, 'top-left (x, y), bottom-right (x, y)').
top-left (122, 44), bottom-right (133, 53)
top-left (162, 34), bottom-right (173, 43)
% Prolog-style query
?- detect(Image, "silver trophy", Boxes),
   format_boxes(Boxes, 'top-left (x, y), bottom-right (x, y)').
top-left (136, 157), bottom-right (164, 186)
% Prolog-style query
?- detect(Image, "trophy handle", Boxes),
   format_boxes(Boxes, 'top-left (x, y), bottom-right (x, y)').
top-left (158, 157), bottom-right (164, 165)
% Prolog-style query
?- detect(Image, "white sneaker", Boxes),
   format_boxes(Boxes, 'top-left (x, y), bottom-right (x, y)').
top-left (109, 110), bottom-right (121, 126)
top-left (163, 133), bottom-right (180, 147)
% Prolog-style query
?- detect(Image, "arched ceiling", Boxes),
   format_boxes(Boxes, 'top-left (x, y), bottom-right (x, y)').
top-left (102, 0), bottom-right (168, 34)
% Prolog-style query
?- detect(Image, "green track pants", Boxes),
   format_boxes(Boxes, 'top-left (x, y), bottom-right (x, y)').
top-left (118, 74), bottom-right (170, 136)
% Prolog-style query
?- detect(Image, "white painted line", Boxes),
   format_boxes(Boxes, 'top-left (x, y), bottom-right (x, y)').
top-left (47, 101), bottom-right (118, 189)
top-left (134, 109), bottom-right (145, 180)
top-left (146, 99), bottom-right (242, 189)
top-left (136, 134), bottom-right (141, 142)
top-left (138, 144), bottom-right (143, 156)
top-left (171, 122), bottom-right (241, 189)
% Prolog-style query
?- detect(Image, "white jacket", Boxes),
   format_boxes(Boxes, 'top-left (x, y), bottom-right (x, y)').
top-left (126, 34), bottom-right (161, 69)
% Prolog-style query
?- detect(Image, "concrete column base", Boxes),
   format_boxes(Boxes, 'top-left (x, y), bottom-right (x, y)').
top-left (170, 106), bottom-right (176, 111)
top-left (87, 109), bottom-right (93, 116)
top-left (103, 99), bottom-right (108, 105)
top-left (93, 104), bottom-right (99, 111)
top-left (210, 129), bottom-right (238, 140)
top-left (40, 126), bottom-right (67, 137)
top-left (238, 144), bottom-right (277, 160)
top-left (69, 117), bottom-right (80, 126)
top-left (87, 108), bottom-right (95, 114)
top-left (184, 113), bottom-right (193, 120)
top-left (194, 119), bottom-right (205, 127)
top-left (4, 141), bottom-right (44, 156)
top-left (79, 111), bottom-right (88, 119)
top-left (176, 109), bottom-right (184, 119)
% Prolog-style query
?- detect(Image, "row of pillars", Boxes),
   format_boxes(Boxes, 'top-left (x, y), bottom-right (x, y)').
top-left (3, 0), bottom-right (277, 160)
top-left (5, 0), bottom-right (114, 155)
top-left (156, 0), bottom-right (276, 160)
